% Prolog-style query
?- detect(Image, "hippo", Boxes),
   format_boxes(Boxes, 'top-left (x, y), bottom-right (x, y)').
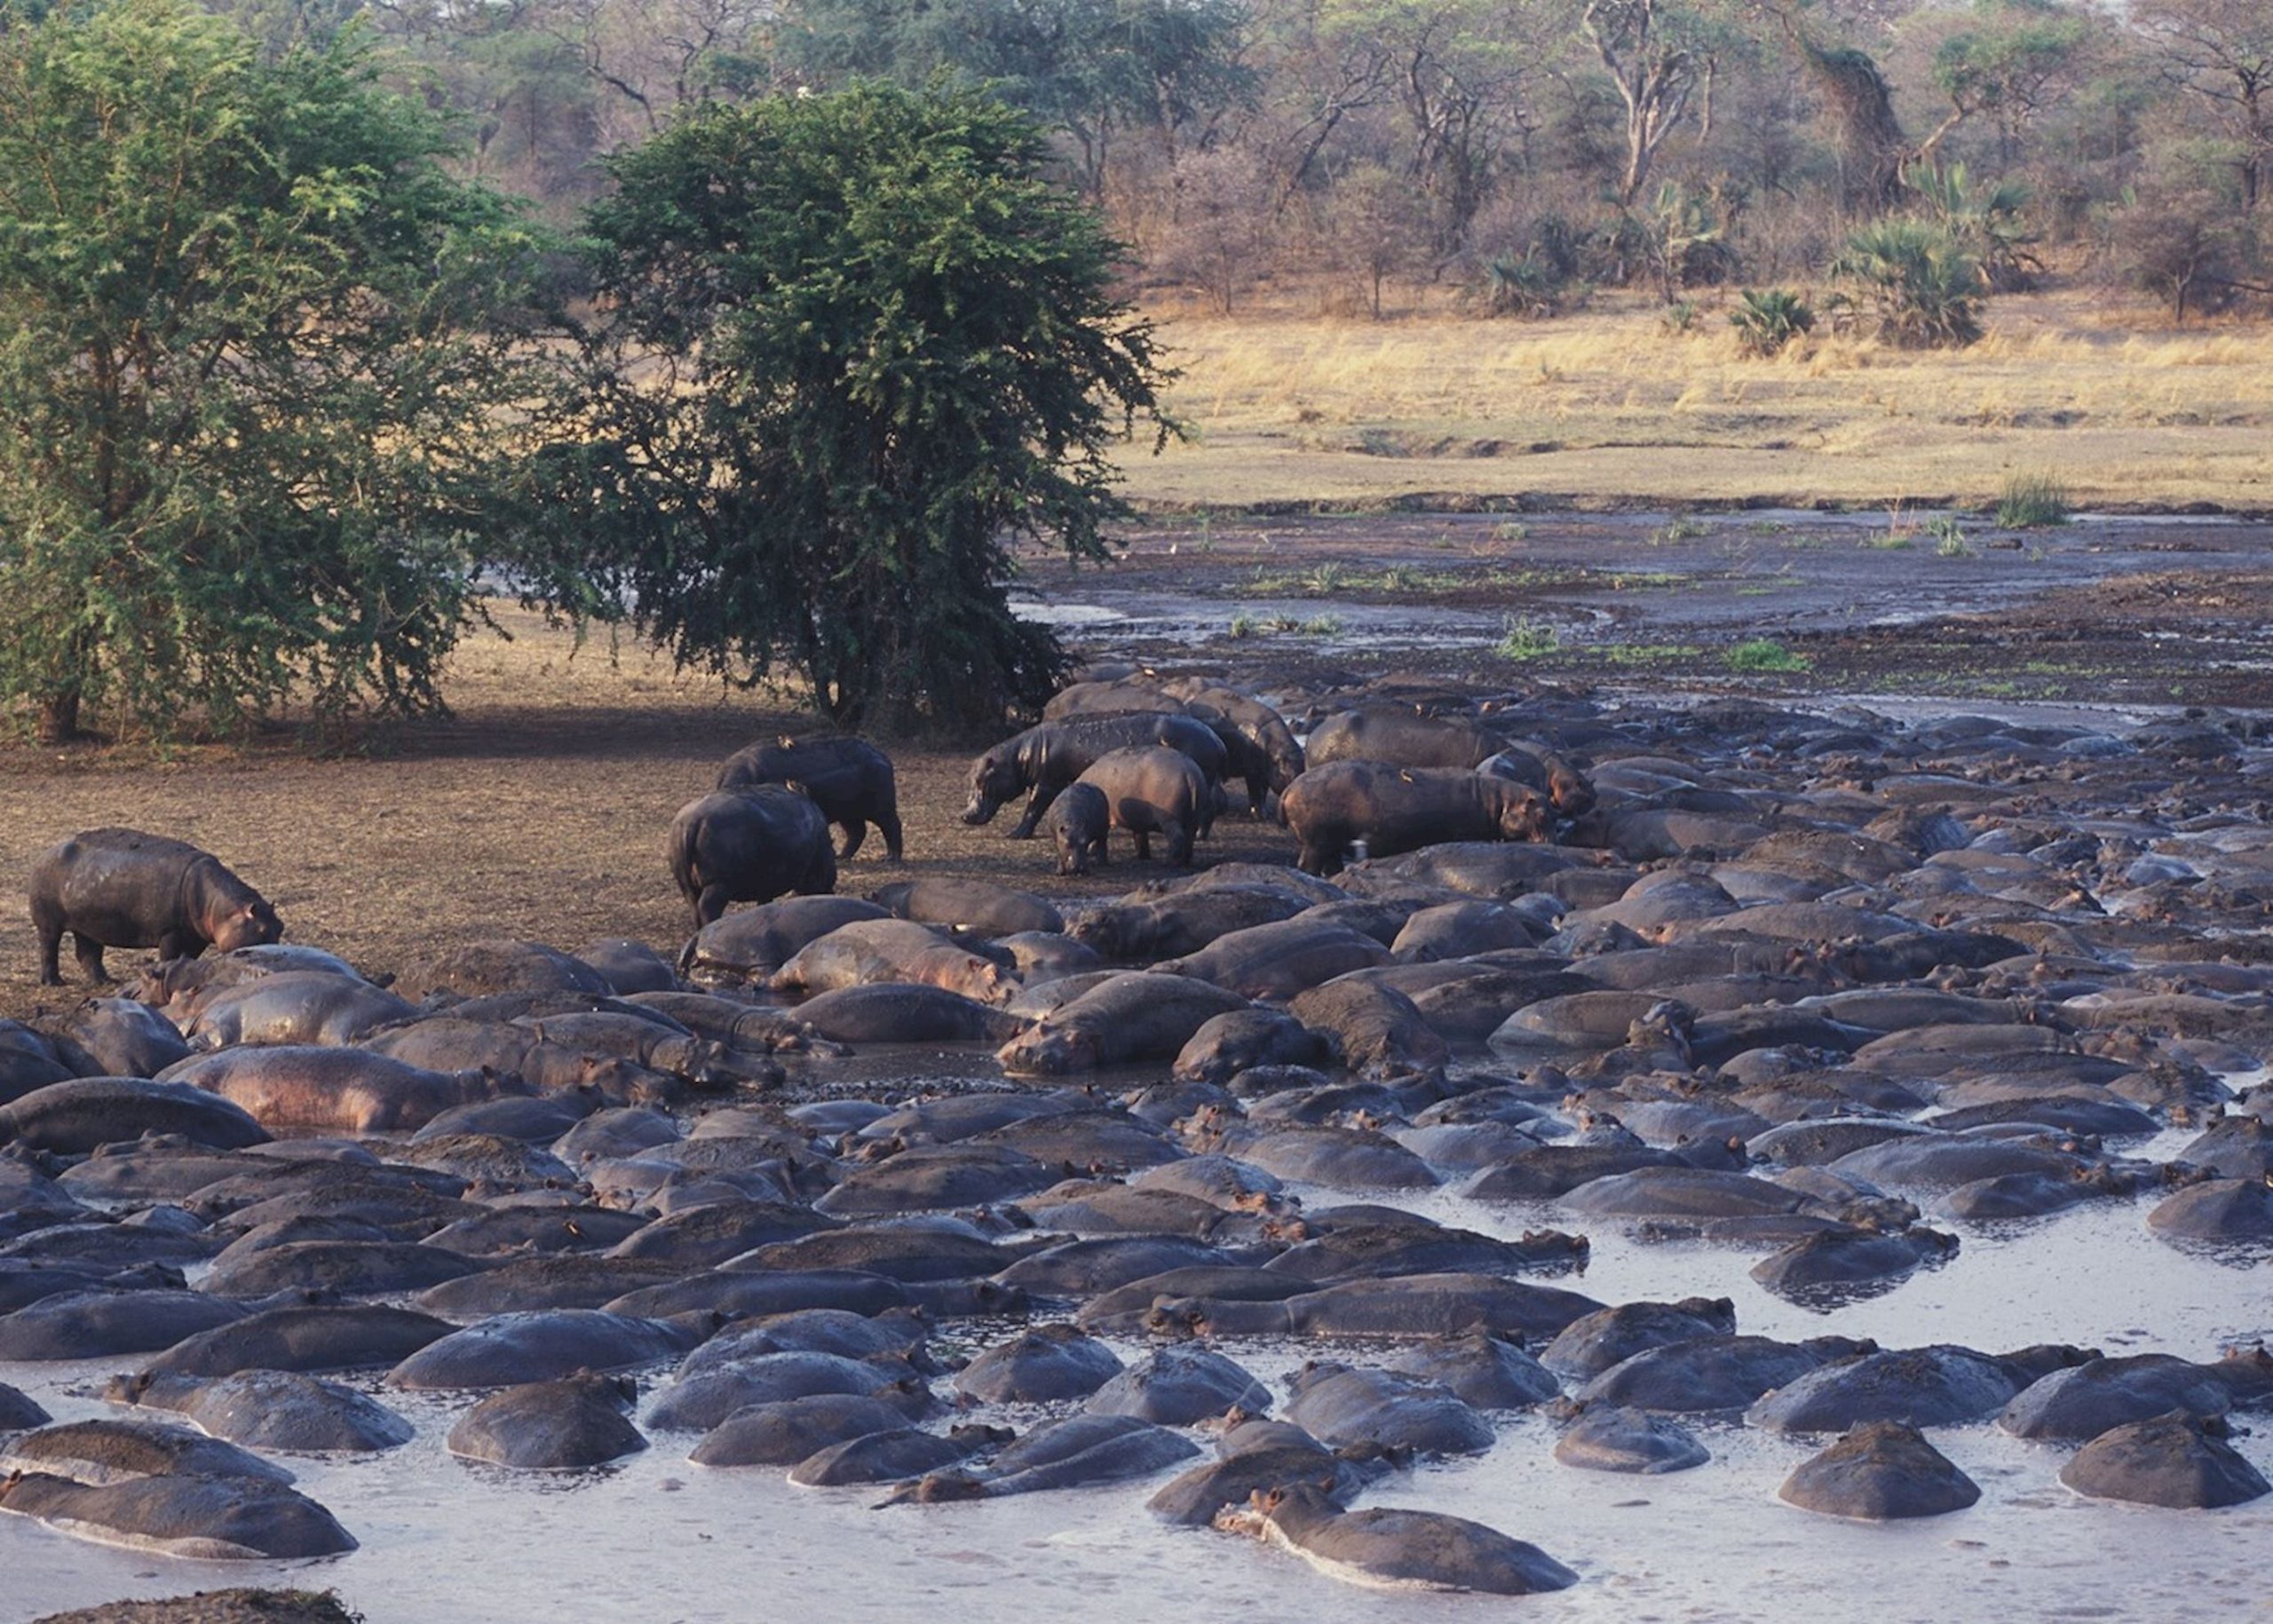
top-left (29, 828), bottom-right (282, 985)
top-left (2147, 1177), bottom-right (2273, 1243)
top-left (1554, 1403), bottom-right (1708, 1472)
top-left (955, 1325), bottom-right (1124, 1403)
top-left (1999, 1354), bottom-right (2232, 1440)
top-left (678, 896), bottom-right (891, 982)
top-left (162, 1047), bottom-right (528, 1134)
top-left (963, 714), bottom-right (1228, 838)
top-left (812, 1146), bottom-right (1058, 1216)
top-left (1215, 1482), bottom-right (1578, 1596)
top-left (887, 1413), bottom-right (1198, 1501)
top-left (1178, 686), bottom-right (1306, 809)
top-left (788, 1423), bottom-right (1011, 1487)
top-left (996, 972), bottom-right (1249, 1075)
top-left (2059, 1412), bottom-right (2271, 1509)
top-left (183, 971), bottom-right (414, 1050)
top-left (604, 1270), bottom-right (911, 1322)
top-left (0, 1417), bottom-right (292, 1490)
top-left (199, 1240), bottom-right (482, 1300)
top-left (141, 1303), bottom-right (456, 1377)
top-left (1749, 1226), bottom-right (1960, 1303)
top-left (1576, 1334), bottom-right (1872, 1412)
top-left (1073, 886), bottom-right (1315, 963)
top-left (690, 1393), bottom-right (915, 1468)
top-left (108, 1369), bottom-right (413, 1454)
top-left (1305, 709), bottom-right (1504, 770)
top-left (1283, 1363), bottom-right (1494, 1455)
top-left (1151, 1273), bottom-right (1604, 1343)
top-left (387, 1310), bottom-right (698, 1390)
top-left (868, 878), bottom-right (1066, 939)
top-left (717, 733), bottom-right (903, 861)
top-left (1045, 782), bottom-right (1111, 875)
top-left (1467, 1145), bottom-right (1685, 1200)
top-left (1073, 747), bottom-right (1208, 866)
top-left (769, 919), bottom-right (1013, 1004)
top-left (1155, 920), bottom-right (1390, 1001)
top-left (448, 1373), bottom-right (648, 1469)
top-left (1746, 1345), bottom-right (2026, 1433)
top-left (1146, 1421), bottom-right (1382, 1527)
top-left (1, 1382), bottom-right (51, 1431)
top-left (1281, 762), bottom-right (1552, 877)
top-left (669, 788), bottom-right (837, 934)
top-left (44, 998), bottom-right (194, 1079)
top-left (0, 1470), bottom-right (355, 1559)
top-left (1387, 1334), bottom-right (1562, 1409)
top-left (0, 1077), bottom-right (268, 1154)
top-left (648, 1350), bottom-right (932, 1434)
top-left (1286, 978), bottom-right (1450, 1080)
top-left (793, 983), bottom-right (1024, 1046)
top-left (1086, 1348), bottom-right (1271, 1425)
top-left (1173, 1010), bottom-right (1333, 1085)
top-left (1778, 1422), bottom-right (1982, 1519)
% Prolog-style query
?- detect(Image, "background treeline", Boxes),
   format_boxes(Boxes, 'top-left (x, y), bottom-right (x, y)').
top-left (230, 0), bottom-right (2271, 321)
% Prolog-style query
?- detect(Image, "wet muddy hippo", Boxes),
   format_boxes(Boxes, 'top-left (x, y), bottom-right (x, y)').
top-left (44, 998), bottom-right (194, 1080)
top-left (0, 1076), bottom-right (269, 1154)
top-left (1073, 886), bottom-right (1315, 963)
top-left (690, 1393), bottom-right (915, 1468)
top-left (793, 983), bottom-right (1026, 1046)
top-left (669, 788), bottom-right (837, 934)
top-left (1284, 1362), bottom-right (1494, 1455)
top-left (448, 1373), bottom-right (648, 1469)
top-left (1304, 709), bottom-right (1504, 771)
top-left (678, 896), bottom-right (891, 982)
top-left (1073, 747), bottom-right (1209, 866)
top-left (1999, 1353), bottom-right (2232, 1440)
top-left (1778, 1422), bottom-right (1981, 1520)
top-left (1281, 762), bottom-right (1551, 877)
top-left (1387, 1333), bottom-right (1562, 1409)
top-left (184, 971), bottom-right (416, 1050)
top-left (769, 918), bottom-right (1014, 1004)
top-left (887, 1413), bottom-right (1198, 1501)
top-left (1156, 919), bottom-right (1390, 1001)
top-left (0, 1417), bottom-right (289, 1491)
top-left (0, 1470), bottom-right (355, 1559)
top-left (717, 734), bottom-right (903, 861)
top-left (1554, 1402), bottom-right (1708, 1472)
top-left (1086, 1348), bottom-right (1271, 1425)
top-left (109, 1370), bottom-right (413, 1454)
top-left (163, 1047), bottom-right (528, 1134)
top-left (997, 972), bottom-right (1249, 1075)
top-left (649, 1350), bottom-right (932, 1435)
top-left (1150, 1272), bottom-right (1603, 1343)
top-left (1178, 686), bottom-right (1306, 810)
top-left (1216, 1482), bottom-right (1578, 1596)
top-left (2059, 1412), bottom-right (2270, 1509)
top-left (788, 1422), bottom-right (1010, 1487)
top-left (387, 1310), bottom-right (698, 1390)
top-left (29, 828), bottom-right (282, 985)
top-left (954, 1324), bottom-right (1124, 1403)
top-left (1286, 978), bottom-right (1449, 1079)
top-left (141, 1303), bottom-right (455, 1377)
top-left (1044, 782), bottom-right (1111, 875)
top-left (963, 714), bottom-right (1227, 838)
top-left (1577, 1334), bottom-right (1872, 1412)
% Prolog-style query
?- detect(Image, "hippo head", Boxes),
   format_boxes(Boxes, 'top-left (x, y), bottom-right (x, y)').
top-left (963, 749), bottom-right (1022, 825)
top-left (1001, 1026), bottom-right (1097, 1077)
top-left (1493, 786), bottom-right (1554, 844)
top-left (1144, 1299), bottom-right (1208, 1339)
top-left (212, 899), bottom-right (284, 952)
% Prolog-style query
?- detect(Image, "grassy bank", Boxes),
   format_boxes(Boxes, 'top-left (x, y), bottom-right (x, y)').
top-left (1117, 291), bottom-right (2273, 514)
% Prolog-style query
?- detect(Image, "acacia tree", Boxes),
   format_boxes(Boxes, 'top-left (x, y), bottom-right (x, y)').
top-left (573, 83), bottom-right (1173, 732)
top-left (0, 0), bottom-right (558, 741)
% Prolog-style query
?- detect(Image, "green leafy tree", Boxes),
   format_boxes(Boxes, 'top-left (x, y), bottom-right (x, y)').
top-left (573, 82), bottom-right (1173, 732)
top-left (0, 0), bottom-right (559, 742)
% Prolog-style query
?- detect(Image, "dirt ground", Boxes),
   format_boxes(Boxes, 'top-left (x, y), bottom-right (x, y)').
top-left (3, 504), bottom-right (2268, 1023)
top-left (32, 1593), bottom-right (360, 1624)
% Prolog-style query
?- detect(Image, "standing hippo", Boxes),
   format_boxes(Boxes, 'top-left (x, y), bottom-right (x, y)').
top-left (1280, 761), bottom-right (1553, 876)
top-left (1179, 687), bottom-right (1305, 812)
top-left (716, 735), bottom-right (903, 862)
top-left (1076, 748), bottom-right (1208, 867)
top-left (963, 714), bottom-right (1227, 838)
top-left (1045, 784), bottom-right (1111, 876)
top-left (29, 829), bottom-right (282, 985)
top-left (669, 788), bottom-right (836, 934)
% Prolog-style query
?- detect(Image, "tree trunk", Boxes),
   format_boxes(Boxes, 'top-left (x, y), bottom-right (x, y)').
top-left (36, 689), bottom-right (83, 744)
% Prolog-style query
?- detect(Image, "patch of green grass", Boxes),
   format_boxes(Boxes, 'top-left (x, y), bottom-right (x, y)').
top-left (1928, 514), bottom-right (1972, 557)
top-left (1236, 563), bottom-right (1577, 598)
top-left (1496, 614), bottom-right (1561, 661)
top-left (1609, 570), bottom-right (1684, 590)
top-left (1601, 642), bottom-right (1704, 664)
top-left (1865, 533), bottom-right (1915, 550)
top-left (1651, 516), bottom-right (1710, 546)
top-left (1726, 638), bottom-right (1810, 672)
top-left (1995, 471), bottom-right (2071, 528)
top-left (1734, 581), bottom-right (1790, 597)
top-left (1298, 614), bottom-right (1342, 635)
top-left (1227, 613), bottom-right (1258, 638)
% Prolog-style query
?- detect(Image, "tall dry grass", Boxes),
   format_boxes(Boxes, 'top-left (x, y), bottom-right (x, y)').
top-left (1123, 291), bottom-right (2273, 511)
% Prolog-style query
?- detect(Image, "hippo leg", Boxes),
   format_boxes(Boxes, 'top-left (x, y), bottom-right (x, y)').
top-left (877, 804), bottom-right (905, 862)
top-left (33, 899), bottom-right (65, 985)
top-left (156, 929), bottom-right (204, 963)
top-left (836, 820), bottom-right (867, 862)
top-left (1246, 772), bottom-right (1271, 818)
top-left (1011, 787), bottom-right (1057, 841)
top-left (72, 931), bottom-right (111, 983)
top-left (1134, 827), bottom-right (1153, 860)
top-left (695, 883), bottom-right (732, 928)
top-left (1295, 839), bottom-right (1342, 878)
top-left (1168, 819), bottom-right (1193, 867)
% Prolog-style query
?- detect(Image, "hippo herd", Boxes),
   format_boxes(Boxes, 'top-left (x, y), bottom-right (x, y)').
top-left (4, 674), bottom-right (2273, 1608)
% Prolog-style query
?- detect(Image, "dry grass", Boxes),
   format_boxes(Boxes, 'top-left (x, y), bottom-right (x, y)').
top-left (0, 609), bottom-right (1294, 1024)
top-left (1121, 290), bottom-right (2273, 512)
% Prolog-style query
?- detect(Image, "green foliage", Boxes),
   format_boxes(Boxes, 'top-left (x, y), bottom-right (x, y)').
top-left (1906, 161), bottom-right (2039, 292)
top-left (1730, 288), bottom-right (1815, 355)
top-left (0, 0), bottom-right (557, 742)
top-left (1496, 614), bottom-right (1560, 661)
top-left (1929, 515), bottom-right (1973, 556)
top-left (572, 82), bottom-right (1173, 733)
top-left (1995, 472), bottom-right (2071, 527)
top-left (1480, 251), bottom-right (1573, 318)
top-left (1830, 220), bottom-right (1986, 348)
top-left (1726, 638), bottom-right (1809, 671)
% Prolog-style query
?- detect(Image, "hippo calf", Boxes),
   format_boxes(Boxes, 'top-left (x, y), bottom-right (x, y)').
top-left (1045, 783), bottom-right (1111, 875)
top-left (29, 828), bottom-right (281, 985)
top-left (1075, 747), bottom-right (1208, 867)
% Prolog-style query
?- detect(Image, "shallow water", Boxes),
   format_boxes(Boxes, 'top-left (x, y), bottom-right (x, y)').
top-left (5, 1130), bottom-right (2269, 1624)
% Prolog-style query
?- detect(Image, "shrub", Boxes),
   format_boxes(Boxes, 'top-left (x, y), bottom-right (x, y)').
top-left (1726, 638), bottom-right (1809, 672)
top-left (1831, 220), bottom-right (1984, 348)
top-left (1496, 615), bottom-right (1561, 660)
top-left (1996, 473), bottom-right (2071, 528)
top-left (1730, 289), bottom-right (1816, 356)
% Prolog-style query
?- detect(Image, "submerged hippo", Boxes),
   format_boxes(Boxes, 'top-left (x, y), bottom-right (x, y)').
top-left (888, 1413), bottom-right (1198, 1501)
top-left (1216, 1483), bottom-right (1578, 1596)
top-left (717, 734), bottom-right (903, 862)
top-left (1778, 1422), bottom-right (1982, 1520)
top-left (29, 828), bottom-right (282, 985)
top-left (447, 1374), bottom-right (648, 1469)
top-left (2059, 1412), bottom-right (2270, 1509)
top-left (108, 1370), bottom-right (413, 1454)
top-left (0, 1470), bottom-right (355, 1559)
top-left (669, 788), bottom-right (837, 933)
top-left (1554, 1403), bottom-right (1708, 1472)
top-left (1280, 762), bottom-right (1551, 877)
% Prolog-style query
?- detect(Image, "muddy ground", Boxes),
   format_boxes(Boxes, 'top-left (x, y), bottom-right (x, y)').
top-left (0, 504), bottom-right (2264, 1022)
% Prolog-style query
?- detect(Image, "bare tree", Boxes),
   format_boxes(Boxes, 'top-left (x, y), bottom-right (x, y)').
top-left (1582, 0), bottom-right (1717, 204)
